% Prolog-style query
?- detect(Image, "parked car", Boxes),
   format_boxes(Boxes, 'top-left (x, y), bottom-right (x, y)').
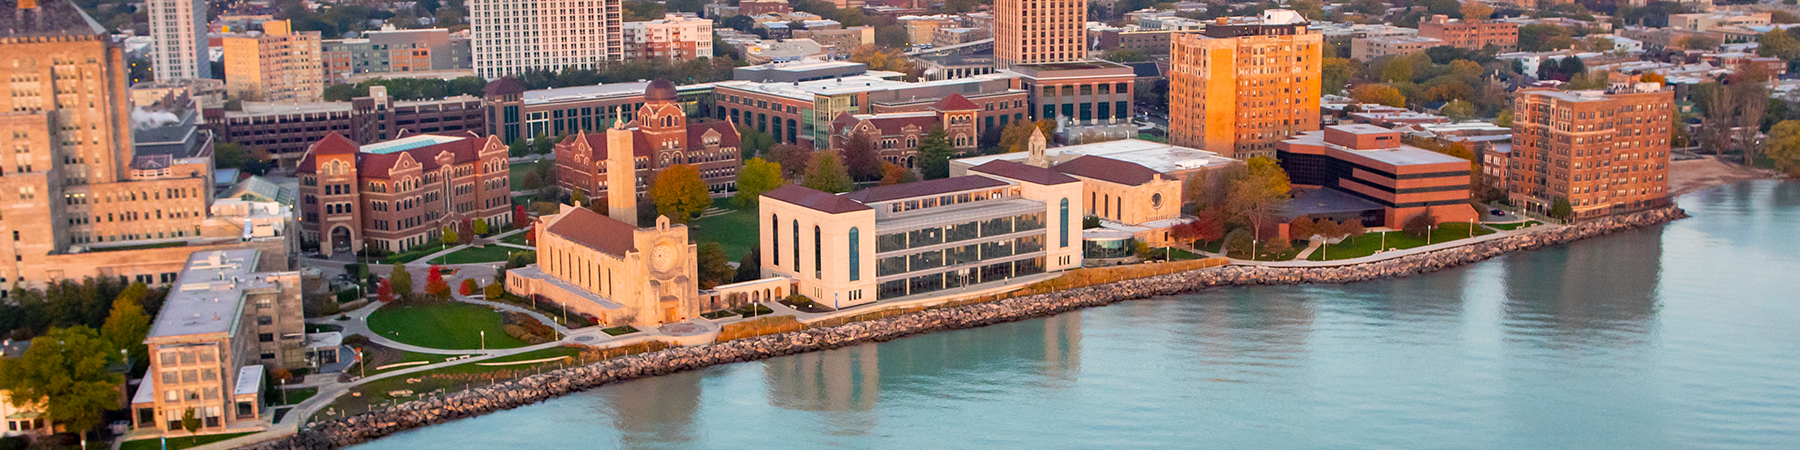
top-left (1490, 209), bottom-right (1505, 216)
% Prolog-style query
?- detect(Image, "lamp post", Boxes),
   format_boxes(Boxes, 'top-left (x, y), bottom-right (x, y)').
top-left (480, 331), bottom-right (486, 351)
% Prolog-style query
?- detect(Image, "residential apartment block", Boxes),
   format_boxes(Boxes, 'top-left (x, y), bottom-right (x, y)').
top-left (1275, 124), bottom-right (1478, 228)
top-left (1508, 85), bottom-right (1674, 220)
top-left (793, 26), bottom-right (874, 56)
top-left (1351, 35), bottom-right (1444, 60)
top-left (223, 20), bottom-right (324, 103)
top-left (1169, 10), bottom-right (1323, 160)
top-left (146, 0), bottom-right (210, 80)
top-left (1417, 15), bottom-right (1518, 52)
top-left (295, 132), bottom-right (513, 256)
top-left (322, 26), bottom-right (473, 83)
top-left (553, 80), bottom-right (743, 210)
top-left (622, 14), bottom-right (714, 62)
top-left (994, 0), bottom-right (1088, 68)
top-left (204, 87), bottom-right (486, 163)
top-left (130, 249), bottom-right (302, 437)
top-left (760, 160), bottom-right (1083, 308)
top-left (469, 0), bottom-right (623, 79)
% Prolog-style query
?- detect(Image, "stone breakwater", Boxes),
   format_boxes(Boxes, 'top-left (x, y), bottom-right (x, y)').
top-left (244, 207), bottom-right (1686, 450)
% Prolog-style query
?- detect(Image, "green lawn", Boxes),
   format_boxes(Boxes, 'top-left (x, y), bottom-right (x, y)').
top-left (314, 347), bottom-right (582, 422)
top-left (1485, 220), bottom-right (1541, 231)
top-left (278, 387), bottom-right (318, 405)
top-left (365, 302), bottom-right (530, 350)
top-left (510, 160), bottom-right (550, 192)
top-left (433, 245), bottom-right (520, 264)
top-left (120, 432), bottom-right (257, 450)
top-left (602, 325), bottom-right (639, 336)
top-left (1308, 223), bottom-right (1495, 261)
top-left (688, 198), bottom-right (757, 260)
top-left (500, 232), bottom-right (531, 246)
top-left (1149, 247), bottom-right (1202, 261)
top-left (378, 239), bottom-right (447, 264)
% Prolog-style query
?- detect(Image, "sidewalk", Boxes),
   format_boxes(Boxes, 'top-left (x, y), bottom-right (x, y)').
top-left (1232, 223), bottom-right (1558, 268)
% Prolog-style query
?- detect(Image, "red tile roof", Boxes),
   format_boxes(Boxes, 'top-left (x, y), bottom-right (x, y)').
top-left (546, 206), bottom-right (642, 256)
top-left (1053, 155), bottom-right (1162, 186)
top-left (843, 176), bottom-right (1009, 203)
top-left (930, 93), bottom-right (980, 112)
top-left (564, 119), bottom-right (742, 163)
top-left (297, 133), bottom-right (494, 179)
top-left (969, 160), bottom-right (1080, 185)
top-left (763, 185), bottom-right (871, 214)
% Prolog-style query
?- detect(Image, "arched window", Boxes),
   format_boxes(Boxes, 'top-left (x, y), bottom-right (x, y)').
top-left (771, 214), bottom-right (779, 266)
top-left (792, 220), bottom-right (801, 273)
top-left (1060, 198), bottom-right (1069, 248)
top-left (814, 225), bottom-right (823, 279)
top-left (849, 227), bottom-right (860, 281)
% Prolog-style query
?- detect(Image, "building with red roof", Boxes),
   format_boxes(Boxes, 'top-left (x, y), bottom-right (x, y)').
top-left (553, 79), bottom-right (743, 215)
top-left (295, 130), bottom-right (514, 256)
top-left (828, 93), bottom-right (981, 168)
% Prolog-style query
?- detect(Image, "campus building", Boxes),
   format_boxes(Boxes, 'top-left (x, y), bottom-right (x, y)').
top-left (1169, 10), bottom-right (1323, 160)
top-left (1508, 85), bottom-right (1674, 220)
top-left (828, 94), bottom-right (981, 168)
top-left (994, 0), bottom-right (1087, 68)
top-left (130, 249), bottom-right (303, 437)
top-left (295, 131), bottom-right (513, 257)
top-left (0, 0), bottom-right (293, 292)
top-left (222, 20), bottom-right (325, 103)
top-left (711, 73), bottom-right (1027, 149)
top-left (1417, 15), bottom-right (1518, 52)
top-left (506, 207), bottom-right (701, 328)
top-left (1274, 124), bottom-right (1479, 228)
top-left (322, 26), bottom-right (473, 83)
top-left (553, 80), bottom-right (744, 211)
top-left (203, 87), bottom-right (486, 163)
top-left (759, 158), bottom-right (1084, 307)
top-left (468, 0), bottom-right (624, 79)
top-left (621, 14), bottom-right (714, 62)
top-left (146, 0), bottom-right (210, 80)
top-left (1007, 61), bottom-right (1140, 142)
top-left (483, 79), bottom-right (658, 146)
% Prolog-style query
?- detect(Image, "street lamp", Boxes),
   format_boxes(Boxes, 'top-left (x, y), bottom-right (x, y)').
top-left (479, 331), bottom-right (485, 351)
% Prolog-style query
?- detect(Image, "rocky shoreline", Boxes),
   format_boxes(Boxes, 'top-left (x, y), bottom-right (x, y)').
top-left (245, 207), bottom-right (1687, 449)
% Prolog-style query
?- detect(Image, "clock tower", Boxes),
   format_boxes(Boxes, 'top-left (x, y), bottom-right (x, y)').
top-left (628, 215), bottom-right (700, 325)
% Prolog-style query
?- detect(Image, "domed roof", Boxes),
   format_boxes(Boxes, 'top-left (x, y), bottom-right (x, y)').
top-left (644, 79), bottom-right (678, 102)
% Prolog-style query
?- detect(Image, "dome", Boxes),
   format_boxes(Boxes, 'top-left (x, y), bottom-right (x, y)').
top-left (644, 79), bottom-right (679, 103)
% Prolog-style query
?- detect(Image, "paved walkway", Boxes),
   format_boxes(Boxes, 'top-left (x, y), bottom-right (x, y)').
top-left (305, 302), bottom-right (488, 355)
top-left (1232, 222), bottom-right (1559, 268)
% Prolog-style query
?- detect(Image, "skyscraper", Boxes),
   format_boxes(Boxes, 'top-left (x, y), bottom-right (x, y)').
top-left (1168, 10), bottom-right (1322, 160)
top-left (468, 0), bottom-right (623, 80)
top-left (994, 0), bottom-right (1088, 68)
top-left (146, 0), bottom-right (210, 80)
top-left (223, 20), bottom-right (324, 103)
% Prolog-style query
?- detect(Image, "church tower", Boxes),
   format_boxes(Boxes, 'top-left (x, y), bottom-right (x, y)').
top-left (605, 115), bottom-right (637, 225)
top-left (1025, 127), bottom-right (1049, 167)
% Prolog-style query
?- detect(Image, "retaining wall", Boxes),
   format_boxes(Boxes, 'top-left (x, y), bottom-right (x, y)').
top-left (243, 207), bottom-right (1686, 449)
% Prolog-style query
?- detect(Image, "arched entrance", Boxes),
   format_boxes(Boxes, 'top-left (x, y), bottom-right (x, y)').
top-left (329, 226), bottom-right (353, 255)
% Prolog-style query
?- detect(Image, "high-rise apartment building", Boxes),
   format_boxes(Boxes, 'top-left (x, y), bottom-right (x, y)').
top-left (1508, 85), bottom-right (1674, 220)
top-left (0, 0), bottom-right (293, 293)
top-left (621, 13), bottom-right (713, 62)
top-left (1168, 10), bottom-right (1322, 160)
top-left (322, 26), bottom-right (473, 83)
top-left (146, 0), bottom-right (210, 80)
top-left (223, 20), bottom-right (324, 103)
top-left (994, 0), bottom-right (1088, 68)
top-left (469, 0), bottom-right (623, 80)
top-left (1417, 15), bottom-right (1518, 52)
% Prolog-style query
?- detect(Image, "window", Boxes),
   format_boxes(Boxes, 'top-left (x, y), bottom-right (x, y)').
top-left (848, 227), bottom-right (860, 281)
top-left (814, 226), bottom-right (823, 279)
top-left (1060, 198), bottom-right (1069, 248)
top-left (792, 220), bottom-right (800, 273)
top-left (258, 333), bottom-right (273, 342)
top-left (771, 214), bottom-right (779, 266)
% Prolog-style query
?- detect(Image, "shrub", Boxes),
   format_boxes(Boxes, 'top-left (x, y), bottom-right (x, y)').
top-left (484, 282), bottom-right (504, 299)
top-left (1222, 228), bottom-right (1255, 258)
top-left (1404, 210), bottom-right (1438, 238)
top-left (0, 436), bottom-right (29, 450)
top-left (458, 279), bottom-right (477, 296)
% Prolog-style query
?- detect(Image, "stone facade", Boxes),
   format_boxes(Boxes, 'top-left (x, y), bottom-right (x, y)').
top-left (295, 132), bottom-right (513, 256)
top-left (222, 20), bottom-right (325, 103)
top-left (553, 80), bottom-right (743, 210)
top-left (506, 207), bottom-right (701, 327)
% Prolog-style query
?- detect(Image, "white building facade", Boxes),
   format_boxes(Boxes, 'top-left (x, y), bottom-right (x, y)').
top-left (469, 0), bottom-right (624, 80)
top-left (146, 0), bottom-right (211, 80)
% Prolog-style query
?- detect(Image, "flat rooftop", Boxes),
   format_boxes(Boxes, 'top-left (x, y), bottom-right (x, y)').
top-left (147, 250), bottom-right (265, 340)
top-left (955, 139), bottom-right (1239, 174)
top-left (522, 81), bottom-right (652, 105)
top-left (1285, 131), bottom-right (1468, 166)
top-left (361, 134), bottom-right (466, 154)
top-left (716, 73), bottom-right (1017, 102)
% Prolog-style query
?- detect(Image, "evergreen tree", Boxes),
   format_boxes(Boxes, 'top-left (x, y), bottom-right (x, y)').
top-left (916, 127), bottom-right (955, 180)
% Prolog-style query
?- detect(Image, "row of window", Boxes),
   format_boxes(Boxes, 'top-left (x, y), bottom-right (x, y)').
top-left (876, 257), bottom-right (1046, 300)
top-left (876, 235), bottom-right (1046, 277)
top-left (876, 212), bottom-right (1046, 253)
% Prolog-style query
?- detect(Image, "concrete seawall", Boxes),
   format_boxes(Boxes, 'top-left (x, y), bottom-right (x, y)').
top-left (244, 207), bottom-right (1687, 449)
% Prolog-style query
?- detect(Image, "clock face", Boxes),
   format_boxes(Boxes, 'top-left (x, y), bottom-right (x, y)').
top-left (653, 243), bottom-right (677, 270)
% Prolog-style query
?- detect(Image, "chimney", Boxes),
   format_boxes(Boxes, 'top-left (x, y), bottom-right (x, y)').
top-left (18, 0), bottom-right (36, 9)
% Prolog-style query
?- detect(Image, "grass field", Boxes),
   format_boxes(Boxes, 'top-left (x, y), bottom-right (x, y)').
top-left (1485, 220), bottom-right (1541, 231)
top-left (120, 432), bottom-right (257, 450)
top-left (1307, 223), bottom-right (1494, 261)
top-left (688, 198), bottom-right (757, 260)
top-left (365, 302), bottom-right (530, 350)
top-left (314, 347), bottom-right (582, 422)
top-left (278, 387), bottom-right (319, 405)
top-left (434, 245), bottom-right (520, 264)
top-left (500, 231), bottom-right (531, 246)
top-left (510, 160), bottom-right (550, 192)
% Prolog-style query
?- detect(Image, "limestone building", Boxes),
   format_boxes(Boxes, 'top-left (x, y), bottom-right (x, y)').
top-left (295, 132), bottom-right (513, 256)
top-left (1169, 10), bottom-right (1323, 160)
top-left (759, 158), bottom-right (1083, 307)
top-left (130, 249), bottom-right (302, 437)
top-left (553, 79), bottom-right (743, 215)
top-left (1508, 85), bottom-right (1673, 220)
top-left (506, 207), bottom-right (701, 328)
top-left (222, 20), bottom-right (325, 103)
top-left (994, 0), bottom-right (1088, 68)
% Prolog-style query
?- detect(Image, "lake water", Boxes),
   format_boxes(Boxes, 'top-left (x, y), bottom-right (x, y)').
top-left (356, 181), bottom-right (1800, 449)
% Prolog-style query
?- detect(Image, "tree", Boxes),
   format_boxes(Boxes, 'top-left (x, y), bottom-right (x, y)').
top-left (880, 161), bottom-right (918, 186)
top-left (425, 265), bottom-right (450, 299)
top-left (1380, 57), bottom-right (1415, 82)
top-left (1441, 100), bottom-right (1477, 122)
top-left (768, 143), bottom-right (812, 179)
top-left (377, 278), bottom-right (394, 303)
top-left (99, 285), bottom-right (151, 371)
top-left (513, 205), bottom-right (530, 229)
top-left (649, 164), bottom-right (711, 223)
top-left (733, 157), bottom-right (786, 208)
top-left (443, 225), bottom-right (460, 245)
top-left (459, 278), bottom-right (477, 296)
top-left (531, 133), bottom-right (555, 155)
top-left (997, 120), bottom-right (1056, 154)
top-left (522, 171), bottom-right (542, 191)
top-left (484, 281), bottom-right (504, 300)
top-left (1322, 57), bottom-right (1353, 94)
top-left (802, 150), bottom-right (853, 193)
top-left (1403, 209), bottom-right (1438, 238)
top-left (1223, 156), bottom-right (1292, 248)
top-left (182, 407), bottom-right (201, 442)
top-left (570, 188), bottom-right (588, 207)
top-left (1496, 108), bottom-right (1514, 127)
top-left (0, 327), bottom-right (122, 448)
top-left (1351, 84), bottom-right (1406, 107)
top-left (1768, 120), bottom-right (1800, 176)
top-left (472, 219), bottom-right (489, 236)
top-left (848, 45), bottom-right (918, 80)
top-left (841, 133), bottom-right (882, 182)
top-left (1757, 29), bottom-right (1800, 69)
top-left (737, 126), bottom-right (775, 159)
top-left (1460, 1), bottom-right (1493, 21)
top-left (1676, 35), bottom-right (1719, 51)
top-left (1700, 82), bottom-right (1737, 156)
top-left (1549, 198), bottom-right (1574, 220)
top-left (916, 127), bottom-right (956, 180)
top-left (735, 247), bottom-right (763, 283)
top-left (696, 242), bottom-right (734, 289)
top-left (390, 263), bottom-right (413, 298)
top-left (1101, 49), bottom-right (1149, 63)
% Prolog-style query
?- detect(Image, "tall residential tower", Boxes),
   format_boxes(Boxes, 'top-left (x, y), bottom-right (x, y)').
top-left (994, 0), bottom-right (1088, 68)
top-left (146, 0), bottom-right (210, 80)
top-left (1169, 10), bottom-right (1322, 160)
top-left (468, 0), bottom-right (624, 79)
top-left (1508, 84), bottom-right (1674, 220)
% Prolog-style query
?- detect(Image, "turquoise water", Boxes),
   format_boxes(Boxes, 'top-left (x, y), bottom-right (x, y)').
top-left (356, 181), bottom-right (1800, 449)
